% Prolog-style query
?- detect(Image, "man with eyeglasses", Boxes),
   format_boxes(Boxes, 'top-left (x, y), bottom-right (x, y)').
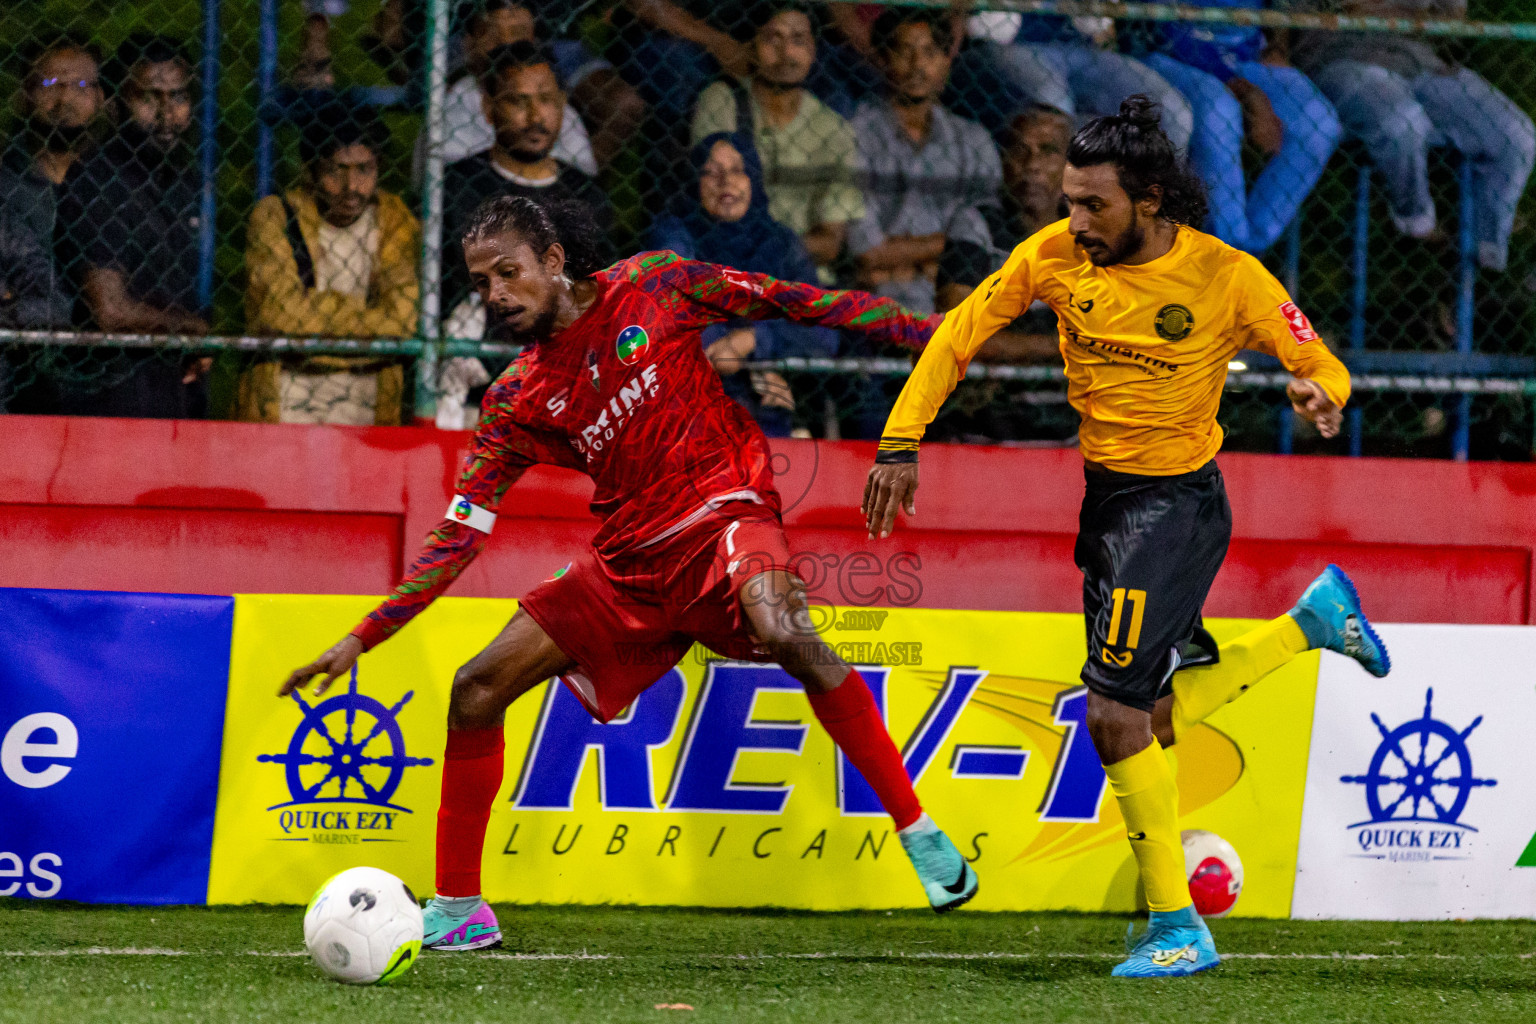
top-left (54, 33), bottom-right (210, 418)
top-left (0, 38), bottom-right (101, 337)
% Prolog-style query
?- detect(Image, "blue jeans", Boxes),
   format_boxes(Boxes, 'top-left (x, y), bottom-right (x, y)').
top-left (1309, 61), bottom-right (1536, 271)
top-left (1148, 56), bottom-right (1341, 254)
top-left (959, 42), bottom-right (1193, 153)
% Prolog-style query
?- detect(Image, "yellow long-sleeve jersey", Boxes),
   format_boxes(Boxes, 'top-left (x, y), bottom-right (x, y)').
top-left (879, 220), bottom-right (1352, 475)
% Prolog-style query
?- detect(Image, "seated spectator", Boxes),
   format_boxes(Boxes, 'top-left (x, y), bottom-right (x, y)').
top-left (423, 0), bottom-right (600, 178)
top-left (929, 106), bottom-right (1074, 445)
top-left (0, 37), bottom-right (105, 330)
top-left (441, 41), bottom-right (612, 320)
top-left (55, 34), bottom-right (209, 419)
top-left (646, 132), bottom-right (837, 435)
top-left (690, 2), bottom-right (865, 273)
top-left (951, 11), bottom-right (1193, 152)
top-left (0, 186), bottom-right (72, 330)
top-left (241, 103), bottom-right (419, 425)
top-left (1143, 0), bottom-right (1341, 253)
top-left (366, 0), bottom-right (643, 169)
top-left (1286, 0), bottom-right (1534, 271)
top-left (848, 8), bottom-right (1003, 315)
top-left (936, 105), bottom-right (1069, 331)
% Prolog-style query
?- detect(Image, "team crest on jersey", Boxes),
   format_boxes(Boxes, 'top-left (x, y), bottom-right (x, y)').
top-left (1154, 304), bottom-right (1194, 341)
top-left (616, 325), bottom-right (650, 365)
top-left (1278, 301), bottom-right (1318, 344)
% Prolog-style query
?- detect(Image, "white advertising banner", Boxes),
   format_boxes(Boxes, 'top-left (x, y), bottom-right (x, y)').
top-left (1292, 624), bottom-right (1536, 919)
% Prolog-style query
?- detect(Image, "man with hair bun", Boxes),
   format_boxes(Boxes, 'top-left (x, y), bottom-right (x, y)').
top-left (283, 194), bottom-right (982, 950)
top-left (864, 95), bottom-right (1392, 977)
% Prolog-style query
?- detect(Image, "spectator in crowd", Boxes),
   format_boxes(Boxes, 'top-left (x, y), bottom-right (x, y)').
top-left (0, 188), bottom-right (72, 330)
top-left (441, 41), bottom-right (612, 319)
top-left (848, 8), bottom-right (1003, 315)
top-left (55, 34), bottom-right (209, 418)
top-left (0, 200), bottom-right (72, 412)
top-left (1285, 0), bottom-right (1534, 271)
top-left (0, 37), bottom-right (104, 330)
top-left (240, 104), bottom-right (419, 425)
top-left (647, 132), bottom-right (837, 435)
top-left (1142, 0), bottom-right (1341, 253)
top-left (690, 2), bottom-right (865, 274)
top-left (422, 0), bottom-right (602, 179)
top-left (935, 105), bottom-right (1070, 320)
top-left (951, 11), bottom-right (1193, 153)
top-left (929, 105), bottom-right (1073, 444)
top-left (364, 0), bottom-right (643, 170)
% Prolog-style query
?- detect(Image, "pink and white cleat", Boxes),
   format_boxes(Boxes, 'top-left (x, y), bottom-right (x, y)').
top-left (422, 896), bottom-right (502, 951)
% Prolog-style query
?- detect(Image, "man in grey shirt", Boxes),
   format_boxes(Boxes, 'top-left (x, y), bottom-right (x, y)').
top-left (1285, 0), bottom-right (1534, 271)
top-left (848, 7), bottom-right (1002, 315)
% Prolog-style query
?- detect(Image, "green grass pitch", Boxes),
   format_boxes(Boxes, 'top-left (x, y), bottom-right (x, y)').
top-left (3, 901), bottom-right (1534, 1023)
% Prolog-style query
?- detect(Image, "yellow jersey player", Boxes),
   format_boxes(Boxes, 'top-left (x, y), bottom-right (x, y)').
top-left (862, 97), bottom-right (1392, 978)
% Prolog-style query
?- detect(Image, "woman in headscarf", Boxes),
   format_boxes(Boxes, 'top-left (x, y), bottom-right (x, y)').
top-left (645, 131), bottom-right (838, 436)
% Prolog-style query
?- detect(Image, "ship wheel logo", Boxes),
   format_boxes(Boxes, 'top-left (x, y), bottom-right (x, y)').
top-left (259, 667), bottom-right (434, 811)
top-left (1341, 688), bottom-right (1497, 828)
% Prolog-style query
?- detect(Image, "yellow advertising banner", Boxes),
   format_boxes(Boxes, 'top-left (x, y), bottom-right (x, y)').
top-left (209, 597), bottom-right (1318, 917)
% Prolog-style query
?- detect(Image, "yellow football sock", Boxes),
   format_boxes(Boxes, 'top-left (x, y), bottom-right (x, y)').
top-left (1170, 615), bottom-right (1309, 742)
top-left (1104, 741), bottom-right (1189, 913)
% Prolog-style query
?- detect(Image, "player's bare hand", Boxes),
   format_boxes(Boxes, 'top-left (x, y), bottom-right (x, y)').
top-left (863, 462), bottom-right (918, 540)
top-left (1287, 378), bottom-right (1342, 439)
top-left (280, 635), bottom-right (364, 698)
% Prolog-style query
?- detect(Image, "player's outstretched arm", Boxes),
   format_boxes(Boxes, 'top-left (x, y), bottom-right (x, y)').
top-left (280, 635), bottom-right (364, 697)
top-left (863, 462), bottom-right (919, 540)
top-left (660, 256), bottom-right (938, 352)
top-left (275, 522), bottom-right (492, 697)
top-left (275, 375), bottom-right (548, 697)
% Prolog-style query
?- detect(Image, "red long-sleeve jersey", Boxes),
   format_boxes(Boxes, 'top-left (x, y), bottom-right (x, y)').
top-left (350, 251), bottom-right (936, 650)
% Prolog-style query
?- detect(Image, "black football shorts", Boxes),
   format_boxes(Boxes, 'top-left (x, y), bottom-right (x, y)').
top-left (1074, 460), bottom-right (1232, 712)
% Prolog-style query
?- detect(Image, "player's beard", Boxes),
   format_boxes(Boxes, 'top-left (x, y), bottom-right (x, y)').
top-left (1082, 209), bottom-right (1145, 267)
top-left (492, 294), bottom-right (560, 342)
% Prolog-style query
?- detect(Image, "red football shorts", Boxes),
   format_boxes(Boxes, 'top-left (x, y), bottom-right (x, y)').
top-left (518, 503), bottom-right (794, 723)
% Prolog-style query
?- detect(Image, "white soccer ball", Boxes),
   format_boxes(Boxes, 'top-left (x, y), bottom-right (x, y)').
top-left (303, 866), bottom-right (424, 985)
top-left (1181, 829), bottom-right (1244, 918)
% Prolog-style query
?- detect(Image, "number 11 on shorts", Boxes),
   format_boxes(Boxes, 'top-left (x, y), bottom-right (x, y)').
top-left (1106, 588), bottom-right (1147, 650)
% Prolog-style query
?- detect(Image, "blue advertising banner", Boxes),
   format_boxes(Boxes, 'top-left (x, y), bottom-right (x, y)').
top-left (0, 588), bottom-right (233, 904)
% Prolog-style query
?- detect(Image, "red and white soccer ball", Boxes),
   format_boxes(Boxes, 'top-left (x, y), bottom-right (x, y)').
top-left (1181, 829), bottom-right (1244, 918)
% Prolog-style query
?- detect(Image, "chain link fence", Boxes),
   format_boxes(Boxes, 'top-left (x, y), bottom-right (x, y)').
top-left (0, 0), bottom-right (1533, 457)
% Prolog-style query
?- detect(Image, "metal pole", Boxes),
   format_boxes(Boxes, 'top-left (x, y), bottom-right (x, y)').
top-left (414, 0), bottom-right (451, 425)
top-left (1348, 163), bottom-right (1370, 458)
top-left (1453, 157), bottom-right (1475, 461)
top-left (197, 0), bottom-right (221, 312)
top-left (255, 0), bottom-right (278, 199)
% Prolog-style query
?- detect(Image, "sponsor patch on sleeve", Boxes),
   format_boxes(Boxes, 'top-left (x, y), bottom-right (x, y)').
top-left (1279, 301), bottom-right (1318, 344)
top-left (445, 495), bottom-right (497, 534)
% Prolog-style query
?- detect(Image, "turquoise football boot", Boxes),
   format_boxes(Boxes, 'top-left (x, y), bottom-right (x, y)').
top-left (1289, 564), bottom-right (1391, 678)
top-left (423, 896), bottom-right (502, 951)
top-left (898, 814), bottom-right (979, 913)
top-left (1111, 905), bottom-right (1221, 978)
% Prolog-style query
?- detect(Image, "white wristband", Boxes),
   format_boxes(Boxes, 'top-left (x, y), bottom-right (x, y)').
top-left (445, 495), bottom-right (497, 534)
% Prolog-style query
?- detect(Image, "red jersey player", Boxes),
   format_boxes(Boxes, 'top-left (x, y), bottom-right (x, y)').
top-left (281, 196), bottom-right (979, 950)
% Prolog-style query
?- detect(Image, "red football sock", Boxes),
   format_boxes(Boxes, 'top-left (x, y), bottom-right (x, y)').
top-left (435, 726), bottom-right (505, 898)
top-left (808, 668), bottom-right (923, 830)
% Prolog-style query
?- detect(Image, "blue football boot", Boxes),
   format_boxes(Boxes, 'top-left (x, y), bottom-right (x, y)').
top-left (1289, 564), bottom-right (1391, 678)
top-left (898, 814), bottom-right (979, 913)
top-left (1111, 905), bottom-right (1221, 978)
